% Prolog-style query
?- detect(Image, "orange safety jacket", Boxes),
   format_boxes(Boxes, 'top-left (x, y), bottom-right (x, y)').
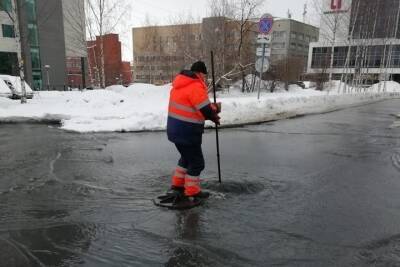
top-left (167, 70), bottom-right (212, 145)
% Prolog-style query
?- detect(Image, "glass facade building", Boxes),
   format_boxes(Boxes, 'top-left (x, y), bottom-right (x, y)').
top-left (351, 0), bottom-right (400, 39)
top-left (311, 45), bottom-right (400, 69)
top-left (308, 0), bottom-right (400, 82)
top-left (2, 0), bottom-right (81, 90)
top-left (25, 0), bottom-right (42, 89)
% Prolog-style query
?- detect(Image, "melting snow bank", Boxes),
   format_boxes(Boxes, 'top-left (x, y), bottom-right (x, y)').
top-left (1, 82), bottom-right (400, 133)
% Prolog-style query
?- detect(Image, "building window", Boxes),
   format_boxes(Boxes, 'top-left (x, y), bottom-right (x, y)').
top-left (0, 0), bottom-right (12, 12)
top-left (311, 47), bottom-right (331, 68)
top-left (2, 24), bottom-right (15, 38)
top-left (28, 24), bottom-right (39, 46)
top-left (32, 71), bottom-right (42, 90)
top-left (291, 32), bottom-right (296, 39)
top-left (25, 0), bottom-right (37, 23)
top-left (273, 31), bottom-right (286, 38)
top-left (272, 42), bottom-right (285, 49)
top-left (290, 43), bottom-right (297, 49)
top-left (297, 43), bottom-right (303, 50)
top-left (0, 52), bottom-right (18, 75)
top-left (30, 47), bottom-right (41, 69)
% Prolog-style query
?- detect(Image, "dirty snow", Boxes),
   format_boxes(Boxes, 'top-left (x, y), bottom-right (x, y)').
top-left (1, 81), bottom-right (400, 133)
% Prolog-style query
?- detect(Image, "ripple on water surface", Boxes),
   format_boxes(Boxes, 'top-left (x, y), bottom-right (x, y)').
top-left (354, 234), bottom-right (400, 266)
top-left (203, 180), bottom-right (265, 195)
top-left (391, 152), bottom-right (400, 172)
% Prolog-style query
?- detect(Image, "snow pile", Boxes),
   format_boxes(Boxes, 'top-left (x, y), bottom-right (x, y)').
top-left (0, 75), bottom-right (33, 94)
top-left (369, 81), bottom-right (400, 92)
top-left (303, 81), bottom-right (316, 89)
top-left (324, 80), bottom-right (400, 94)
top-left (0, 96), bottom-right (14, 107)
top-left (215, 84), bottom-right (400, 127)
top-left (0, 79), bottom-right (11, 97)
top-left (0, 81), bottom-right (400, 133)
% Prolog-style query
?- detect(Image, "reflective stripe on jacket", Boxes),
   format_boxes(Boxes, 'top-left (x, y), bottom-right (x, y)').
top-left (167, 70), bottom-right (210, 145)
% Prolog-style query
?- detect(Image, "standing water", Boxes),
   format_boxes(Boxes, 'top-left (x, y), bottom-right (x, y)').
top-left (1, 99), bottom-right (400, 266)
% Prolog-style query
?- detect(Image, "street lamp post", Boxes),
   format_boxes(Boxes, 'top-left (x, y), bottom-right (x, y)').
top-left (44, 65), bottom-right (51, 90)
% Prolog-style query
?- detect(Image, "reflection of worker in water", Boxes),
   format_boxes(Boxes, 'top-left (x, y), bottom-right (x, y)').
top-left (167, 61), bottom-right (221, 200)
top-left (165, 211), bottom-right (203, 266)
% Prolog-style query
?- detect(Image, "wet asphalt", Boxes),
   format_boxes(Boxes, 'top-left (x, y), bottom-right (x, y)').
top-left (1, 99), bottom-right (400, 266)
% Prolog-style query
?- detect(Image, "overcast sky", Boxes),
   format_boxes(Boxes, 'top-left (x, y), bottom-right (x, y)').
top-left (120, 0), bottom-right (313, 61)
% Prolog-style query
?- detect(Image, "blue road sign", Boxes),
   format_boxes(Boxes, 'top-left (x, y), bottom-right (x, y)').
top-left (259, 14), bottom-right (274, 34)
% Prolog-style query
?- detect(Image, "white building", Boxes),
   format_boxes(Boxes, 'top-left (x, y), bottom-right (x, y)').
top-left (0, 0), bottom-right (19, 76)
top-left (307, 0), bottom-right (400, 83)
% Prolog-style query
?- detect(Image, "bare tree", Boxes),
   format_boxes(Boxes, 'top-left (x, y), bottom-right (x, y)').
top-left (138, 15), bottom-right (161, 84)
top-left (206, 0), bottom-right (235, 79)
top-left (205, 0), bottom-right (264, 92)
top-left (169, 13), bottom-right (203, 69)
top-left (85, 0), bottom-right (130, 88)
top-left (62, 0), bottom-right (88, 88)
top-left (63, 0), bottom-right (87, 57)
top-left (383, 0), bottom-right (400, 91)
top-left (0, 0), bottom-right (27, 103)
top-left (312, 0), bottom-right (351, 84)
top-left (233, 0), bottom-right (264, 92)
top-left (272, 56), bottom-right (307, 90)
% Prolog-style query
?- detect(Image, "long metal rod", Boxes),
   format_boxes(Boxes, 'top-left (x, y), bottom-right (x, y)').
top-left (210, 51), bottom-right (222, 184)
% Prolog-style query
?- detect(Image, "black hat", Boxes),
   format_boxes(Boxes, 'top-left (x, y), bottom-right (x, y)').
top-left (190, 61), bottom-right (208, 75)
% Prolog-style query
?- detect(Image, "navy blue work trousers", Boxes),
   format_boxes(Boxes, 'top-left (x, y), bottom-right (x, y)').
top-left (175, 144), bottom-right (205, 177)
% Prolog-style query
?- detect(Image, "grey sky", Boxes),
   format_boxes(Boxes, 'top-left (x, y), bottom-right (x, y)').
top-left (121, 0), bottom-right (313, 60)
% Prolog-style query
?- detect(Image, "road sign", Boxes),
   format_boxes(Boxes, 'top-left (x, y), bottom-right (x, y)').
top-left (257, 34), bottom-right (272, 44)
top-left (258, 13), bottom-right (274, 34)
top-left (256, 47), bottom-right (271, 57)
top-left (255, 57), bottom-right (270, 73)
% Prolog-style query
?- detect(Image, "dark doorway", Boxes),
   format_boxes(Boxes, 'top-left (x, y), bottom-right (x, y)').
top-left (392, 74), bottom-right (400, 83)
top-left (0, 52), bottom-right (18, 76)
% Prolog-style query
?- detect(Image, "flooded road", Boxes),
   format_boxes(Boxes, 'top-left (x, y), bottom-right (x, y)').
top-left (1, 99), bottom-right (400, 266)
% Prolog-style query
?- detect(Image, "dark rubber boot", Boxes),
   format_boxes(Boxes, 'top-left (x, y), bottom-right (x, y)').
top-left (170, 186), bottom-right (184, 194)
top-left (187, 191), bottom-right (210, 201)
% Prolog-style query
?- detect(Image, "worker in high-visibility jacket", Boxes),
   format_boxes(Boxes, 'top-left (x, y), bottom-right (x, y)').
top-left (167, 61), bottom-right (221, 199)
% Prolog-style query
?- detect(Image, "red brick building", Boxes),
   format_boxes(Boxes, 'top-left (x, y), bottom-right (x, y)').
top-left (121, 62), bottom-right (132, 85)
top-left (87, 34), bottom-right (132, 87)
top-left (66, 57), bottom-right (87, 88)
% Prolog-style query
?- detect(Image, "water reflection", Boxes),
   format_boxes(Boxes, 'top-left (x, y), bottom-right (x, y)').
top-left (165, 211), bottom-right (208, 267)
top-left (2, 223), bottom-right (97, 266)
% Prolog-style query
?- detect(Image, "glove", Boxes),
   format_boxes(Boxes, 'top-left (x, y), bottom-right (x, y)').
top-left (212, 114), bottom-right (221, 125)
top-left (211, 102), bottom-right (222, 114)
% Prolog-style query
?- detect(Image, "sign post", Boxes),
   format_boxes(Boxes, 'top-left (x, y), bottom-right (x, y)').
top-left (256, 13), bottom-right (274, 100)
